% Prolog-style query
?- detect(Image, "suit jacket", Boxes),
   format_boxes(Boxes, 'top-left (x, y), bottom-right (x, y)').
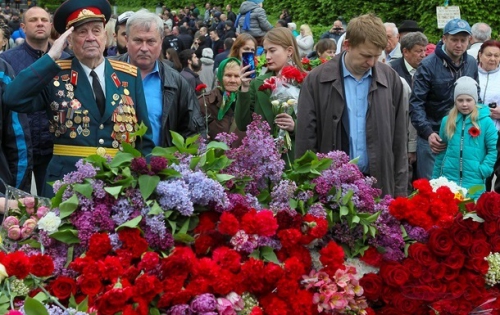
top-left (3, 55), bottom-right (154, 197)
top-left (296, 54), bottom-right (408, 196)
top-left (390, 57), bottom-right (412, 87)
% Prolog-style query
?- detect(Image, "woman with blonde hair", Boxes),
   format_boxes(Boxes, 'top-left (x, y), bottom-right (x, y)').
top-left (296, 24), bottom-right (314, 57)
top-left (236, 27), bottom-right (305, 162)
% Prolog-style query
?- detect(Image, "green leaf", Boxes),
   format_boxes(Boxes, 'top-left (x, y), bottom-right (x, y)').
top-left (73, 183), bottom-right (93, 199)
top-left (185, 134), bottom-right (201, 147)
top-left (257, 190), bottom-right (271, 204)
top-left (369, 226), bottom-right (377, 238)
top-left (351, 215), bottom-right (360, 224)
top-left (148, 201), bottom-right (162, 216)
top-left (24, 297), bottom-right (49, 315)
top-left (51, 183), bottom-right (68, 208)
top-left (139, 175), bottom-right (160, 200)
top-left (206, 141), bottom-right (229, 151)
top-left (349, 156), bottom-right (360, 165)
top-left (261, 246), bottom-right (280, 264)
top-left (104, 186), bottom-right (123, 198)
top-left (50, 229), bottom-right (80, 244)
top-left (249, 248), bottom-right (260, 259)
top-left (179, 218), bottom-right (191, 234)
top-left (59, 194), bottom-right (79, 219)
top-left (76, 296), bottom-right (89, 312)
top-left (171, 131), bottom-right (185, 149)
top-left (173, 233), bottom-right (195, 243)
top-left (116, 215), bottom-right (143, 230)
top-left (120, 142), bottom-right (141, 157)
top-left (109, 152), bottom-right (135, 168)
top-left (215, 174), bottom-right (234, 183)
top-left (341, 190), bottom-right (354, 205)
top-left (150, 307), bottom-right (161, 315)
top-left (339, 206), bottom-right (349, 218)
top-left (0, 295), bottom-right (10, 304)
top-left (66, 245), bottom-right (74, 268)
top-left (467, 184), bottom-right (483, 197)
top-left (289, 198), bottom-right (298, 209)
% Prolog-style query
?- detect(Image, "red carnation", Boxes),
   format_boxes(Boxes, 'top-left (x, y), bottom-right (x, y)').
top-left (50, 276), bottom-right (77, 300)
top-left (218, 212), bottom-right (240, 235)
top-left (96, 287), bottom-right (133, 315)
top-left (212, 246), bottom-right (241, 273)
top-left (240, 209), bottom-right (278, 237)
top-left (3, 251), bottom-right (31, 279)
top-left (468, 126), bottom-right (480, 137)
top-left (194, 234), bottom-right (215, 255)
top-left (138, 252), bottom-right (160, 272)
top-left (302, 214), bottom-right (328, 241)
top-left (118, 228), bottom-right (148, 258)
top-left (259, 77), bottom-right (276, 91)
top-left (194, 211), bottom-right (219, 234)
top-left (87, 232), bottom-right (112, 260)
top-left (29, 254), bottom-right (54, 277)
top-left (319, 241), bottom-right (344, 272)
top-left (277, 228), bottom-right (302, 249)
top-left (100, 256), bottom-right (125, 281)
top-left (195, 83), bottom-right (207, 93)
top-left (360, 246), bottom-right (383, 267)
top-left (133, 274), bottom-right (162, 301)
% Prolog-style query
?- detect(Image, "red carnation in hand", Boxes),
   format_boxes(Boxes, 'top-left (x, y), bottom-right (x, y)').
top-left (195, 83), bottom-right (207, 93)
top-left (29, 254), bottom-right (55, 277)
top-left (259, 77), bottom-right (277, 91)
top-left (3, 251), bottom-right (31, 279)
top-left (468, 126), bottom-right (480, 138)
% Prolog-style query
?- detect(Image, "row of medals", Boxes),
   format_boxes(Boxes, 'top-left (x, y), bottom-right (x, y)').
top-left (49, 78), bottom-right (138, 149)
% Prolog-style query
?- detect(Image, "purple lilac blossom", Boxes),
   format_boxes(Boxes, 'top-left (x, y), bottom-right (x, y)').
top-left (167, 304), bottom-right (192, 315)
top-left (144, 213), bottom-right (174, 250)
top-left (52, 159), bottom-right (99, 193)
top-left (150, 156), bottom-right (168, 173)
top-left (221, 114), bottom-right (284, 195)
top-left (190, 293), bottom-right (217, 312)
top-left (184, 171), bottom-right (228, 208)
top-left (156, 180), bottom-right (194, 216)
top-left (258, 236), bottom-right (282, 251)
top-left (92, 179), bottom-right (107, 199)
top-left (109, 233), bottom-right (122, 251)
top-left (111, 198), bottom-right (134, 225)
top-left (215, 132), bottom-right (238, 147)
top-left (403, 223), bottom-right (429, 243)
top-left (297, 190), bottom-right (314, 202)
top-left (270, 180), bottom-right (297, 213)
top-left (307, 203), bottom-right (327, 218)
top-left (371, 210), bottom-right (406, 261)
top-left (329, 222), bottom-right (364, 250)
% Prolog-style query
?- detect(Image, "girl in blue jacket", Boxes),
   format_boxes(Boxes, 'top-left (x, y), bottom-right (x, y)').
top-left (432, 76), bottom-right (498, 199)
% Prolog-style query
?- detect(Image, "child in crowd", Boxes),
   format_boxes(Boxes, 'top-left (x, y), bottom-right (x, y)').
top-left (432, 76), bottom-right (498, 199)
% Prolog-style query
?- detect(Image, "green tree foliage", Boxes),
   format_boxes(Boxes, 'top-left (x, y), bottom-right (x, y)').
top-left (40, 0), bottom-right (499, 43)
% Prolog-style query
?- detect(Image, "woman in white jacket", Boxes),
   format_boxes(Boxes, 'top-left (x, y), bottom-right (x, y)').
top-left (296, 24), bottom-right (314, 58)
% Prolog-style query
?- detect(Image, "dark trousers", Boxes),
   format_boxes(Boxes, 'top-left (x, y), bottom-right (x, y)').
top-left (491, 132), bottom-right (500, 192)
top-left (33, 153), bottom-right (52, 195)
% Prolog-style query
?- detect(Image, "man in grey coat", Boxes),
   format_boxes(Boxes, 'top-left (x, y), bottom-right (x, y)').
top-left (113, 9), bottom-right (205, 147)
top-left (296, 14), bottom-right (408, 197)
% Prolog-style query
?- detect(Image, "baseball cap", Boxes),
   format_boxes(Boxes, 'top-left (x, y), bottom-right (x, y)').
top-left (443, 18), bottom-right (471, 35)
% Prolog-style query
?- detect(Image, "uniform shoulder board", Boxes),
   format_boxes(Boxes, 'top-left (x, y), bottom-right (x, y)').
top-left (56, 60), bottom-right (72, 70)
top-left (109, 60), bottom-right (138, 77)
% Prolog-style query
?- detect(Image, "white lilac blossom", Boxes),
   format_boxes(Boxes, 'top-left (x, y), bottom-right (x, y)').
top-left (37, 212), bottom-right (61, 234)
top-left (156, 180), bottom-right (194, 216)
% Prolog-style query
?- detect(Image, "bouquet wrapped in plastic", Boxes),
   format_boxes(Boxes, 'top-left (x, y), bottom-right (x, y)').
top-left (270, 79), bottom-right (299, 152)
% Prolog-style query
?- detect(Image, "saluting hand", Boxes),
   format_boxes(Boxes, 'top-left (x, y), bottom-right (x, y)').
top-left (48, 26), bottom-right (74, 61)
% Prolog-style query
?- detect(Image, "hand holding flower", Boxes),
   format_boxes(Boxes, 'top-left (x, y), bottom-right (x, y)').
top-left (275, 113), bottom-right (295, 132)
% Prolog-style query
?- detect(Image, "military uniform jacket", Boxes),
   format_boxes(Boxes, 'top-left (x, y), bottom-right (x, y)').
top-left (3, 54), bottom-right (154, 196)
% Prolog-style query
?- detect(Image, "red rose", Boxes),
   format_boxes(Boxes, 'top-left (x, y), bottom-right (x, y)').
top-left (443, 249), bottom-right (465, 270)
top-left (491, 235), bottom-right (500, 252)
top-left (408, 243), bottom-right (435, 266)
top-left (476, 192), bottom-right (500, 221)
top-left (360, 273), bottom-right (383, 301)
top-left (448, 281), bottom-right (466, 299)
top-left (428, 263), bottom-right (446, 280)
top-left (50, 276), bottom-right (77, 300)
top-left (3, 251), bottom-right (31, 279)
top-left (392, 292), bottom-right (422, 313)
top-left (402, 259), bottom-right (423, 279)
top-left (443, 267), bottom-right (460, 281)
top-left (451, 225), bottom-right (473, 248)
top-left (78, 274), bottom-right (103, 296)
top-left (466, 257), bottom-right (489, 274)
top-left (379, 262), bottom-right (410, 288)
top-left (483, 220), bottom-right (500, 236)
top-left (428, 228), bottom-right (454, 256)
top-left (87, 232), bottom-right (112, 260)
top-left (29, 254), bottom-right (54, 277)
top-left (218, 212), bottom-right (240, 235)
top-left (468, 240), bottom-right (491, 258)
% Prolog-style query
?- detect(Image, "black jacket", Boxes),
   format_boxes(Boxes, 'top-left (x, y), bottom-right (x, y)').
top-left (112, 54), bottom-right (205, 147)
top-left (389, 57), bottom-right (412, 87)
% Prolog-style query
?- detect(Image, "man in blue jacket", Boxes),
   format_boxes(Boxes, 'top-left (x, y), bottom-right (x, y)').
top-left (410, 18), bottom-right (479, 180)
top-left (1, 6), bottom-right (69, 195)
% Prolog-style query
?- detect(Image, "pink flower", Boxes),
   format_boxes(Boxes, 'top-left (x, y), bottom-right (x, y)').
top-left (226, 292), bottom-right (244, 311)
top-left (23, 218), bottom-right (38, 230)
top-left (21, 227), bottom-right (33, 239)
top-left (23, 196), bottom-right (35, 208)
top-left (7, 225), bottom-right (21, 240)
top-left (6, 310), bottom-right (23, 315)
top-left (217, 298), bottom-right (236, 315)
top-left (36, 206), bottom-right (50, 219)
top-left (2, 216), bottom-right (19, 229)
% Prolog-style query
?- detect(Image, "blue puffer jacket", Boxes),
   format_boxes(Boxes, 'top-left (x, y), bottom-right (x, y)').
top-left (432, 105), bottom-right (498, 198)
top-left (410, 41), bottom-right (479, 140)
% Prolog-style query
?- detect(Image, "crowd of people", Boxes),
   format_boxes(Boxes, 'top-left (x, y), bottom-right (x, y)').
top-left (0, 0), bottom-right (499, 205)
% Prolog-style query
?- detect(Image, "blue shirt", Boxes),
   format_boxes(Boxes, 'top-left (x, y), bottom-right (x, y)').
top-left (342, 54), bottom-right (372, 173)
top-left (142, 62), bottom-right (163, 146)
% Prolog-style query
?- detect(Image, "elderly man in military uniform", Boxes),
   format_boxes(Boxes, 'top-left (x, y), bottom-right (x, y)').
top-left (2, 0), bottom-right (154, 197)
